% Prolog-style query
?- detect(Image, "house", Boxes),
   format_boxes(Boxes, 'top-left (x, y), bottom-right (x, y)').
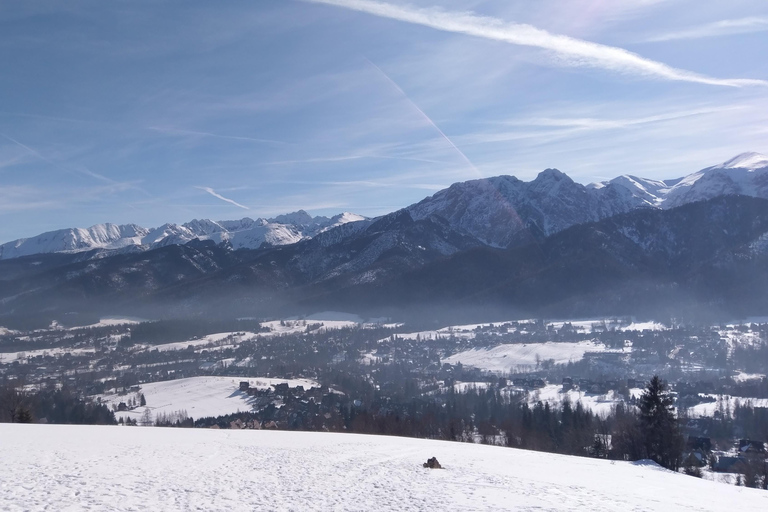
top-left (239, 381), bottom-right (250, 391)
top-left (739, 439), bottom-right (766, 454)
top-left (273, 383), bottom-right (290, 395)
top-left (562, 377), bottom-right (573, 392)
top-left (713, 456), bottom-right (743, 473)
top-left (117, 402), bottom-right (128, 411)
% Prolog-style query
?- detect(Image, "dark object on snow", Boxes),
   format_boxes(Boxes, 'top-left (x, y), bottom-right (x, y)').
top-left (423, 457), bottom-right (442, 469)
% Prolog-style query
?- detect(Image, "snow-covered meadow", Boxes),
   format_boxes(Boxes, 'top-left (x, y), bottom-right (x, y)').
top-left (98, 376), bottom-right (319, 422)
top-left (1, 424), bottom-right (766, 511)
top-left (442, 341), bottom-right (628, 373)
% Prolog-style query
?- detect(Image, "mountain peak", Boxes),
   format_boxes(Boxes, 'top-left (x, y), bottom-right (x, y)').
top-left (535, 168), bottom-right (570, 182)
top-left (269, 210), bottom-right (315, 226)
top-left (717, 152), bottom-right (768, 171)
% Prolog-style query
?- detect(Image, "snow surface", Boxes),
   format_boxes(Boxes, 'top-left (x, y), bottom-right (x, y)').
top-left (526, 385), bottom-right (629, 416)
top-left (98, 376), bottom-right (319, 422)
top-left (145, 331), bottom-right (256, 352)
top-left (0, 346), bottom-right (95, 364)
top-left (74, 316), bottom-right (148, 329)
top-left (1, 424), bottom-right (766, 511)
top-left (443, 341), bottom-right (625, 373)
top-left (593, 152), bottom-right (768, 211)
top-left (717, 152), bottom-right (768, 170)
top-left (687, 394), bottom-right (768, 417)
top-left (620, 321), bottom-right (667, 331)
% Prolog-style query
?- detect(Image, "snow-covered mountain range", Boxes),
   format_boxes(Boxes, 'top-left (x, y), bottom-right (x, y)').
top-left (408, 152), bottom-right (768, 247)
top-left (592, 152), bottom-right (768, 209)
top-left (0, 211), bottom-right (366, 260)
top-left (2, 152), bottom-right (767, 260)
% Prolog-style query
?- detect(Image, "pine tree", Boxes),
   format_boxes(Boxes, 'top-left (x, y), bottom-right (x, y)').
top-left (638, 376), bottom-right (683, 470)
top-left (15, 406), bottom-right (33, 424)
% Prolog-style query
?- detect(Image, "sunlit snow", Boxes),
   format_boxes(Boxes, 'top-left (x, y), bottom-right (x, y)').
top-left (1, 424), bottom-right (766, 511)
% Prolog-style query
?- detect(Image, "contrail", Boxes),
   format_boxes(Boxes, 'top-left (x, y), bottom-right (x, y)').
top-left (196, 186), bottom-right (250, 210)
top-left (645, 16), bottom-right (768, 42)
top-left (148, 126), bottom-right (286, 145)
top-left (306, 0), bottom-right (767, 87)
top-left (365, 58), bottom-right (481, 176)
top-left (0, 132), bottom-right (120, 185)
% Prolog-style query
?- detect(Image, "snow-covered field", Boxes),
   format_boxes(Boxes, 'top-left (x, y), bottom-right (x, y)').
top-left (146, 331), bottom-right (257, 352)
top-left (526, 385), bottom-right (645, 417)
top-left (443, 341), bottom-right (627, 373)
top-left (98, 376), bottom-right (319, 422)
top-left (0, 346), bottom-right (96, 364)
top-left (75, 316), bottom-right (148, 329)
top-left (1, 424), bottom-right (766, 511)
top-left (688, 394), bottom-right (768, 417)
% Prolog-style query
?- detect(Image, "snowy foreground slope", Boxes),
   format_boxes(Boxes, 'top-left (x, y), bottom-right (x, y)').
top-left (2, 425), bottom-right (767, 512)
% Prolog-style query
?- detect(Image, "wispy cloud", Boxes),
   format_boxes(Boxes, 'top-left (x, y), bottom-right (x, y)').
top-left (644, 17), bottom-right (768, 42)
top-left (0, 186), bottom-right (63, 213)
top-left (458, 105), bottom-right (744, 146)
top-left (499, 105), bottom-right (742, 130)
top-left (304, 0), bottom-right (767, 87)
top-left (148, 126), bottom-right (286, 145)
top-left (0, 132), bottom-right (144, 189)
top-left (195, 186), bottom-right (250, 210)
top-left (264, 153), bottom-right (451, 166)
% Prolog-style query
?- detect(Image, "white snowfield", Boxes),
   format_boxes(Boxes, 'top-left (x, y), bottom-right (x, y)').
top-left (146, 331), bottom-right (257, 352)
top-left (99, 376), bottom-right (319, 422)
top-left (688, 394), bottom-right (768, 417)
top-left (443, 341), bottom-right (627, 373)
top-left (1, 424), bottom-right (766, 512)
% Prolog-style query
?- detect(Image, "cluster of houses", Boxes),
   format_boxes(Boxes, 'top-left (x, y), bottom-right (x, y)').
top-left (685, 435), bottom-right (767, 473)
top-left (559, 377), bottom-right (641, 394)
top-left (200, 381), bottom-right (351, 431)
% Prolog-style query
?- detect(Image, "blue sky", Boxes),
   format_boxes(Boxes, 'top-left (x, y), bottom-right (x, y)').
top-left (1, 0), bottom-right (767, 242)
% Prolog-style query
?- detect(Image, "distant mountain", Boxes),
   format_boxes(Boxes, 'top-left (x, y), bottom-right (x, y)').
top-left (0, 210), bottom-right (367, 260)
top-left (407, 168), bottom-right (651, 248)
top-left (408, 152), bottom-right (768, 248)
top-left (591, 151), bottom-right (768, 209)
top-left (319, 195), bottom-right (768, 320)
top-left (4, 153), bottom-right (768, 324)
top-left (4, 195), bottom-right (768, 323)
top-left (4, 152), bottom-right (767, 261)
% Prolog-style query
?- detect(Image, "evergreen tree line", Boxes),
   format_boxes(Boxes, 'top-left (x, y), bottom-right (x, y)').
top-left (0, 380), bottom-right (115, 425)
top-left (127, 318), bottom-right (265, 345)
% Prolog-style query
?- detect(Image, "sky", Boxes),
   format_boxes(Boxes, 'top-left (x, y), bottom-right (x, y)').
top-left (1, 0), bottom-right (767, 243)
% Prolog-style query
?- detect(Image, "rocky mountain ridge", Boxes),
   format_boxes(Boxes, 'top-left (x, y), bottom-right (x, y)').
top-left (407, 152), bottom-right (768, 248)
top-left (0, 211), bottom-right (367, 261)
top-left (2, 152), bottom-right (766, 260)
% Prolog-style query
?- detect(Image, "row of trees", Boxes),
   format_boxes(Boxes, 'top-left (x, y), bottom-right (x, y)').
top-left (189, 375), bottom-right (685, 471)
top-left (0, 380), bottom-right (115, 425)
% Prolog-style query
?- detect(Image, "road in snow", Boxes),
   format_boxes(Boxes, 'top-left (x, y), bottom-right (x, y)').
top-left (1, 424), bottom-right (766, 511)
